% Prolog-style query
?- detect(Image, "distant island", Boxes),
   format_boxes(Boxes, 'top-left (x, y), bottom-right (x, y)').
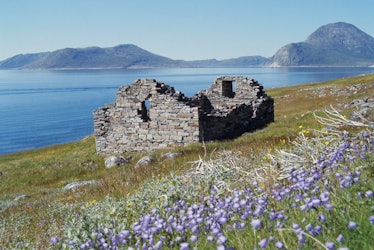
top-left (1, 22), bottom-right (374, 69)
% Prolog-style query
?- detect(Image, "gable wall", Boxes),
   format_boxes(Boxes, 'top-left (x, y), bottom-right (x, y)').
top-left (94, 79), bottom-right (199, 154)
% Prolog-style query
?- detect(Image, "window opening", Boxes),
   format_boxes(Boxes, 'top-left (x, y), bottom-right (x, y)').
top-left (222, 80), bottom-right (235, 98)
top-left (140, 100), bottom-right (150, 122)
top-left (144, 100), bottom-right (150, 109)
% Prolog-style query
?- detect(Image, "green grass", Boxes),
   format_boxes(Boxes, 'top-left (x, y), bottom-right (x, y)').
top-left (0, 74), bottom-right (373, 249)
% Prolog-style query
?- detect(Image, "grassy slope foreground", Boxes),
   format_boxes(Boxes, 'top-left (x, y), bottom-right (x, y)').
top-left (0, 74), bottom-right (374, 249)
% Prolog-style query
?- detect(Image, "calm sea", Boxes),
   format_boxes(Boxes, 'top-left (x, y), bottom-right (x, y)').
top-left (1, 67), bottom-right (374, 155)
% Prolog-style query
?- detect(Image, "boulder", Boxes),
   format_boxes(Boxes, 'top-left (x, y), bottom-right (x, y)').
top-left (14, 195), bottom-right (30, 201)
top-left (135, 155), bottom-right (154, 168)
top-left (161, 152), bottom-right (181, 160)
top-left (350, 97), bottom-right (374, 122)
top-left (104, 156), bottom-right (128, 168)
top-left (63, 180), bottom-right (98, 191)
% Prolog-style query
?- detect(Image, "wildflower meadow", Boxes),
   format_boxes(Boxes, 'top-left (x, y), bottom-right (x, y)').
top-left (1, 75), bottom-right (374, 249)
top-left (48, 108), bottom-right (373, 249)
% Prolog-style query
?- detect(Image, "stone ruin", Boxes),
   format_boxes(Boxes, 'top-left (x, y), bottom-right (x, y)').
top-left (93, 76), bottom-right (274, 155)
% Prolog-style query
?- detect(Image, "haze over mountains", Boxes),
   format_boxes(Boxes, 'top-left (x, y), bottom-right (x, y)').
top-left (1, 22), bottom-right (374, 69)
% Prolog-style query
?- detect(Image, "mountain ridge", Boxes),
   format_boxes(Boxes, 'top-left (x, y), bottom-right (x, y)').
top-left (0, 44), bottom-right (267, 70)
top-left (267, 22), bottom-right (374, 67)
top-left (0, 44), bottom-right (189, 69)
top-left (1, 22), bottom-right (374, 69)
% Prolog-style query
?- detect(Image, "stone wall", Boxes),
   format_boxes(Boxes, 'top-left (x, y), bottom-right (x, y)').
top-left (93, 76), bottom-right (274, 155)
top-left (198, 76), bottom-right (274, 141)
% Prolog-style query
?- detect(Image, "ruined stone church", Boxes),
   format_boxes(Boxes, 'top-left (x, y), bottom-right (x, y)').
top-left (93, 76), bottom-right (274, 155)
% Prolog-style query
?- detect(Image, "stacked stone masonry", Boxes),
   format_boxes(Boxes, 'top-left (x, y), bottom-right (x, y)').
top-left (93, 76), bottom-right (274, 155)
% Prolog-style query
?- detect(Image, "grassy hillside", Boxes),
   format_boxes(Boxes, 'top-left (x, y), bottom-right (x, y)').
top-left (1, 74), bottom-right (374, 249)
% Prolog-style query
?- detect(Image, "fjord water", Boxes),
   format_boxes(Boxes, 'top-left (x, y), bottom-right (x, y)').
top-left (1, 67), bottom-right (374, 155)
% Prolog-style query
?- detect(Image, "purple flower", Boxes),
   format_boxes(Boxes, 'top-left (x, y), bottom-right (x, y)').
top-left (176, 224), bottom-right (184, 232)
top-left (300, 204), bottom-right (309, 212)
top-left (314, 225), bottom-right (323, 235)
top-left (275, 221), bottom-right (284, 229)
top-left (251, 219), bottom-right (263, 230)
top-left (211, 227), bottom-right (221, 236)
top-left (217, 235), bottom-right (227, 244)
top-left (326, 241), bottom-right (335, 250)
top-left (348, 221), bottom-right (357, 229)
top-left (369, 215), bottom-right (374, 224)
top-left (269, 212), bottom-right (277, 221)
top-left (325, 204), bottom-right (334, 210)
top-left (233, 202), bottom-right (241, 210)
top-left (311, 198), bottom-right (321, 207)
top-left (365, 190), bottom-right (373, 198)
top-left (191, 225), bottom-right (200, 234)
top-left (294, 193), bottom-right (303, 202)
top-left (318, 213), bottom-right (327, 222)
top-left (254, 206), bottom-right (265, 216)
top-left (218, 216), bottom-right (228, 224)
top-left (154, 241), bottom-right (163, 250)
top-left (233, 222), bottom-right (241, 230)
top-left (240, 212), bottom-right (250, 220)
top-left (190, 235), bottom-right (198, 243)
top-left (275, 241), bottom-right (284, 249)
top-left (180, 242), bottom-right (189, 250)
top-left (258, 238), bottom-right (268, 249)
top-left (298, 234), bottom-right (306, 245)
top-left (337, 234), bottom-right (344, 243)
top-left (50, 236), bottom-right (58, 245)
top-left (305, 223), bottom-right (313, 232)
top-left (277, 211), bottom-right (285, 220)
top-left (120, 230), bottom-right (130, 238)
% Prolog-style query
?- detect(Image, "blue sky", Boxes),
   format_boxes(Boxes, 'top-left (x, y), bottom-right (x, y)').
top-left (1, 0), bottom-right (373, 61)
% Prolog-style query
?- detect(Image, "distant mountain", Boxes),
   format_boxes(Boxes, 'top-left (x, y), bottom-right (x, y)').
top-left (0, 44), bottom-right (267, 70)
top-left (0, 52), bottom-right (51, 69)
top-left (188, 56), bottom-right (268, 67)
top-left (267, 22), bottom-right (374, 67)
top-left (0, 44), bottom-right (189, 69)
